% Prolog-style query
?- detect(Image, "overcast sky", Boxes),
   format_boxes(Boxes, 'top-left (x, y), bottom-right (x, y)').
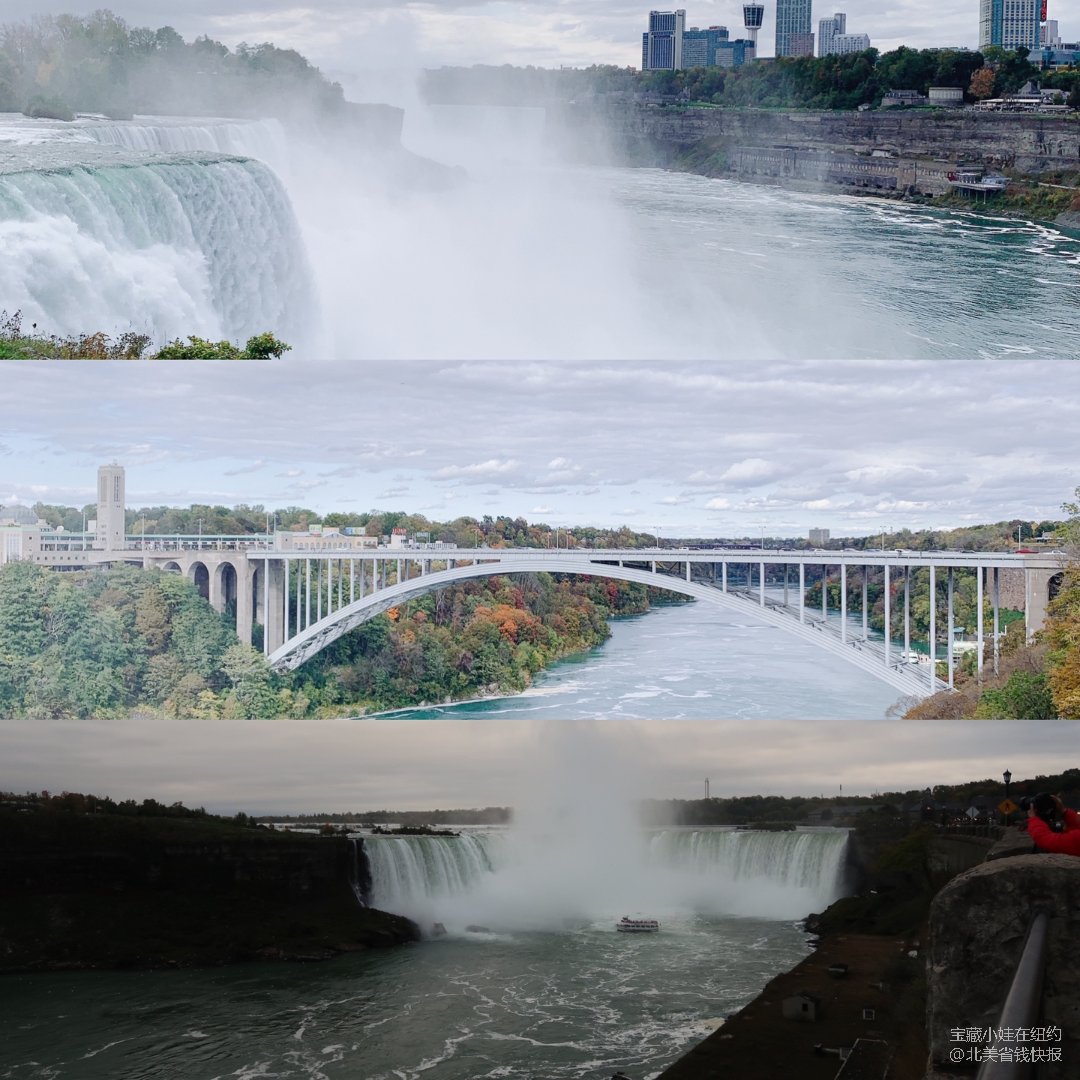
top-left (1, 356), bottom-right (1075, 538)
top-left (0, 712), bottom-right (1068, 812)
top-left (3, 0), bottom-right (1032, 71)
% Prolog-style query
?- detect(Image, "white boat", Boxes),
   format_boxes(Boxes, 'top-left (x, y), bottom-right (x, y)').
top-left (617, 916), bottom-right (660, 933)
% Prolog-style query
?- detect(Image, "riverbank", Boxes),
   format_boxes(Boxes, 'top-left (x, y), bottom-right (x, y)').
top-left (655, 931), bottom-right (925, 1080)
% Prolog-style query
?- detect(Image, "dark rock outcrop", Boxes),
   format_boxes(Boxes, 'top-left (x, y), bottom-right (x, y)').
top-left (926, 854), bottom-right (1080, 1079)
top-left (0, 814), bottom-right (417, 971)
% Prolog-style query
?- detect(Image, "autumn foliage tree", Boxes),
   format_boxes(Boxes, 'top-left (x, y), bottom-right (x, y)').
top-left (969, 66), bottom-right (996, 100)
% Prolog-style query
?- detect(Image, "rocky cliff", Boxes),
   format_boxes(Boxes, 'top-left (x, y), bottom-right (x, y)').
top-left (0, 813), bottom-right (417, 971)
top-left (548, 104), bottom-right (1080, 196)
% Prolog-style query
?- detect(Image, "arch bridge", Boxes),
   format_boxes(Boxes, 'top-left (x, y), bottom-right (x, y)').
top-left (193, 545), bottom-right (1068, 701)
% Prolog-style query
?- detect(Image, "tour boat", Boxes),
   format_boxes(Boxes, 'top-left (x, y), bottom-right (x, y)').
top-left (617, 916), bottom-right (660, 933)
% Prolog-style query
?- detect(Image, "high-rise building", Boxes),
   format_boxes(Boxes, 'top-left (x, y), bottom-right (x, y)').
top-left (1042, 19), bottom-right (1060, 46)
top-left (642, 9), bottom-right (687, 70)
top-left (979, 0), bottom-right (1040, 52)
top-left (818, 12), bottom-right (845, 55)
top-left (682, 25), bottom-right (729, 67)
top-left (717, 39), bottom-right (757, 66)
top-left (776, 0), bottom-right (813, 57)
top-left (742, 3), bottom-right (765, 47)
top-left (809, 527), bottom-right (830, 546)
top-left (96, 463), bottom-right (125, 552)
top-left (789, 31), bottom-right (816, 56)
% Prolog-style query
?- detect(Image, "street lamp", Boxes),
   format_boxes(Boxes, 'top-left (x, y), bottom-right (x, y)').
top-left (759, 521), bottom-right (766, 551)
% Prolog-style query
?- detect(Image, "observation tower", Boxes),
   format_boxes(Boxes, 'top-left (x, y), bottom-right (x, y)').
top-left (743, 3), bottom-right (765, 46)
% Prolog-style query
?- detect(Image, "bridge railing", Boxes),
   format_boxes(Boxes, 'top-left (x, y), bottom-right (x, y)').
top-left (975, 911), bottom-right (1050, 1080)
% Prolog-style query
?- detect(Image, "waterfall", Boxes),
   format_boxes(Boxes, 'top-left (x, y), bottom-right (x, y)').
top-left (0, 154), bottom-right (315, 345)
top-left (647, 827), bottom-right (851, 915)
top-left (78, 117), bottom-right (289, 172)
top-left (362, 827), bottom-right (850, 930)
top-left (365, 832), bottom-right (501, 910)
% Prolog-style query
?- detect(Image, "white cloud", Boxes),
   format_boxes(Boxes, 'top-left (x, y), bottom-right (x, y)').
top-left (719, 458), bottom-right (781, 485)
top-left (433, 459), bottom-right (519, 479)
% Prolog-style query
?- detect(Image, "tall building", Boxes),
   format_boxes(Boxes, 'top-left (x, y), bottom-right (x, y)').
top-left (979, 0), bottom-right (1040, 52)
top-left (642, 9), bottom-right (687, 70)
top-left (743, 3), bottom-right (765, 47)
top-left (717, 38), bottom-right (757, 66)
top-left (809, 527), bottom-right (830, 546)
top-left (789, 31), bottom-right (816, 55)
top-left (818, 12), bottom-right (845, 55)
top-left (776, 0), bottom-right (813, 56)
top-left (682, 25), bottom-right (729, 67)
top-left (1041, 19), bottom-right (1060, 46)
top-left (96, 463), bottom-right (125, 552)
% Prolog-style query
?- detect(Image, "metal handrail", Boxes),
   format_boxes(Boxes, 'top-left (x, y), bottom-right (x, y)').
top-left (975, 912), bottom-right (1050, 1079)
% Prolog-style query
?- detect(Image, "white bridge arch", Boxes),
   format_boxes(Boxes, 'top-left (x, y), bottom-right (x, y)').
top-left (243, 546), bottom-right (1068, 701)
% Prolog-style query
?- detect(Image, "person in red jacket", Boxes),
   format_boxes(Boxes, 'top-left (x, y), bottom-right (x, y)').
top-left (1026, 793), bottom-right (1080, 855)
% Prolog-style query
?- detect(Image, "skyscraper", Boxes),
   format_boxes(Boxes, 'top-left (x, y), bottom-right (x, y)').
top-left (682, 25), bottom-right (729, 68)
top-left (817, 12), bottom-right (845, 55)
top-left (979, 0), bottom-right (1039, 51)
top-left (642, 10), bottom-right (687, 70)
top-left (776, 0), bottom-right (813, 57)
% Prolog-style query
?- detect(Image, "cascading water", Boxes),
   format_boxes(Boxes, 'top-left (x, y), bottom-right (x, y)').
top-left (363, 826), bottom-right (850, 931)
top-left (79, 117), bottom-right (289, 173)
top-left (0, 115), bottom-right (314, 347)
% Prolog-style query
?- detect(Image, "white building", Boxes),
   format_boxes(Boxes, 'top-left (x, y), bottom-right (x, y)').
top-left (831, 32), bottom-right (871, 54)
top-left (96, 463), bottom-right (126, 552)
top-left (818, 12), bottom-right (846, 56)
top-left (819, 12), bottom-right (871, 55)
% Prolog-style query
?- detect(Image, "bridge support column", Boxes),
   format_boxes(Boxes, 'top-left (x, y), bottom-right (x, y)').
top-left (799, 563), bottom-right (805, 623)
top-left (208, 564), bottom-right (225, 614)
top-left (821, 565), bottom-right (827, 623)
top-left (929, 564), bottom-right (937, 692)
top-left (977, 566), bottom-right (985, 678)
top-left (722, 562), bottom-right (728, 592)
top-left (883, 565), bottom-right (891, 669)
top-left (305, 559), bottom-right (311, 629)
top-left (947, 568), bottom-right (955, 689)
top-left (862, 570), bottom-right (868, 641)
top-left (266, 559), bottom-right (285, 655)
top-left (758, 561), bottom-right (764, 606)
top-left (993, 568), bottom-right (1000, 677)
top-left (686, 560), bottom-right (691, 583)
top-left (841, 564), bottom-right (848, 642)
top-left (1024, 566), bottom-right (1059, 640)
top-left (905, 567), bottom-right (911, 660)
top-left (236, 562), bottom-right (254, 646)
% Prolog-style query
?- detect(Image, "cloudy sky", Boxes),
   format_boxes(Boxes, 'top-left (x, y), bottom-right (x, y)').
top-left (5, 0), bottom-right (1022, 71)
top-left (1, 354), bottom-right (1076, 539)
top-left (0, 712), bottom-right (1068, 812)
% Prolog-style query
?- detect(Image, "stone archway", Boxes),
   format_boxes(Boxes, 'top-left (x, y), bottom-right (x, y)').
top-left (187, 560), bottom-right (210, 601)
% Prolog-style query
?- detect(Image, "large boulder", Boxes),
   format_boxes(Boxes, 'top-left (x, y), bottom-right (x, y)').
top-left (926, 854), bottom-right (1080, 1078)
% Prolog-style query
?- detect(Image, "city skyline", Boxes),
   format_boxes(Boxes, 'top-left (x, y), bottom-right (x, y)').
top-left (9, 0), bottom-right (1065, 73)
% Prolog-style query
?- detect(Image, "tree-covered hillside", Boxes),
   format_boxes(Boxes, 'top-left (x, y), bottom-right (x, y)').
top-left (0, 563), bottom-right (669, 719)
top-left (0, 10), bottom-right (343, 120)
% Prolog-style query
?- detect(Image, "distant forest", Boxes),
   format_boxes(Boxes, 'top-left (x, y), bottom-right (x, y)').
top-left (425, 47), bottom-right (1080, 111)
top-left (0, 9), bottom-right (343, 120)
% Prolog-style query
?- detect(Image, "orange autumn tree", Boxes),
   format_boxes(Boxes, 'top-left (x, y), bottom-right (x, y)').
top-left (1044, 489), bottom-right (1080, 717)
